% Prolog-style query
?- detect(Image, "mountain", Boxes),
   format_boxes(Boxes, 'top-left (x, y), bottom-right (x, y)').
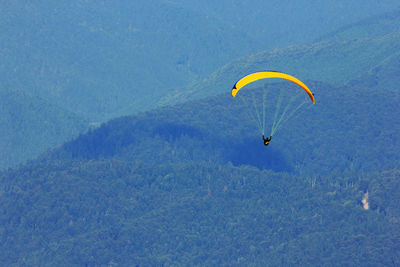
top-left (176, 0), bottom-right (400, 48)
top-left (1, 1), bottom-right (399, 120)
top-left (1, 3), bottom-right (400, 265)
top-left (3, 4), bottom-right (399, 169)
top-left (1, 73), bottom-right (400, 265)
top-left (0, 87), bottom-right (88, 169)
top-left (0, 0), bottom-right (253, 120)
top-left (159, 9), bottom-right (400, 106)
top-left (160, 30), bottom-right (400, 106)
top-left (1, 160), bottom-right (399, 266)
top-left (51, 78), bottom-right (400, 175)
top-left (348, 53), bottom-right (400, 91)
top-left (316, 9), bottom-right (400, 42)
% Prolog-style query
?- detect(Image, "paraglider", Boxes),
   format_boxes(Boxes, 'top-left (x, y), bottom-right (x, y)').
top-left (262, 135), bottom-right (272, 146)
top-left (232, 71), bottom-right (315, 146)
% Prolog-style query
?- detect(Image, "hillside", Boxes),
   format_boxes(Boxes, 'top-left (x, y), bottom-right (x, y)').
top-left (3, 5), bottom-right (399, 170)
top-left (176, 0), bottom-right (400, 48)
top-left (160, 9), bottom-right (400, 106)
top-left (1, 74), bottom-right (400, 265)
top-left (316, 9), bottom-right (400, 42)
top-left (1, 1), bottom-right (398, 120)
top-left (0, 0), bottom-right (252, 120)
top-left (53, 79), bottom-right (400, 175)
top-left (161, 30), bottom-right (400, 106)
top-left (0, 87), bottom-right (88, 169)
top-left (1, 3), bottom-right (400, 265)
top-left (1, 159), bottom-right (399, 266)
top-left (348, 53), bottom-right (400, 91)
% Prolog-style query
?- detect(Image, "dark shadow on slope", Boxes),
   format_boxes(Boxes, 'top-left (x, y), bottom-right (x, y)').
top-left (227, 137), bottom-right (293, 172)
top-left (57, 119), bottom-right (208, 161)
top-left (61, 122), bottom-right (138, 159)
top-left (152, 123), bottom-right (204, 142)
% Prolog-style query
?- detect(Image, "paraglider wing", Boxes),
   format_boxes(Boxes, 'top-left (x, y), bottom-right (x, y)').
top-left (232, 71), bottom-right (315, 104)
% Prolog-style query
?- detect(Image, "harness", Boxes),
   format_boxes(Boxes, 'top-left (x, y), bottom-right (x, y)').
top-left (262, 135), bottom-right (272, 146)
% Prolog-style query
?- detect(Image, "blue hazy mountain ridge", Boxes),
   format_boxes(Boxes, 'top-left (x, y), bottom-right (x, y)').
top-left (1, 3), bottom-right (400, 264)
top-left (53, 79), bottom-right (400, 175)
top-left (1, 1), bottom-right (399, 121)
top-left (347, 53), bottom-right (400, 91)
top-left (1, 77), bottom-right (400, 265)
top-left (2, 5), bottom-right (399, 170)
top-left (161, 15), bottom-right (400, 105)
top-left (0, 0), bottom-right (252, 121)
top-left (175, 0), bottom-right (400, 48)
top-left (315, 9), bottom-right (400, 42)
top-left (0, 87), bottom-right (88, 169)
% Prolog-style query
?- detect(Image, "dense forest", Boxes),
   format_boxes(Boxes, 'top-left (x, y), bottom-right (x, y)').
top-left (1, 3), bottom-right (400, 266)
top-left (165, 10), bottom-right (400, 105)
top-left (52, 80), bottom-right (400, 175)
top-left (0, 87), bottom-right (87, 169)
top-left (2, 6), bottom-right (400, 169)
top-left (1, 159), bottom-right (399, 266)
top-left (1, 75), bottom-right (400, 265)
top-left (1, 1), bottom-right (398, 120)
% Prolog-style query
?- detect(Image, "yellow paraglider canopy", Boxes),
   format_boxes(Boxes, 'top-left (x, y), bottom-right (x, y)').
top-left (232, 71), bottom-right (315, 104)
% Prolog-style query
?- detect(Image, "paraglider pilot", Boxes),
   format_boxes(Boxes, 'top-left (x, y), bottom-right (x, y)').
top-left (262, 135), bottom-right (272, 146)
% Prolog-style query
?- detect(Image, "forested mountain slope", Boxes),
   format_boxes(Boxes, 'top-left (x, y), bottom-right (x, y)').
top-left (1, 75), bottom-right (400, 265)
top-left (162, 29), bottom-right (400, 105)
top-left (177, 0), bottom-right (400, 48)
top-left (53, 79), bottom-right (400, 175)
top-left (1, 3), bottom-right (400, 265)
top-left (316, 9), bottom-right (400, 42)
top-left (1, 159), bottom-right (399, 266)
top-left (0, 0), bottom-right (250, 120)
top-left (0, 87), bottom-right (87, 169)
top-left (348, 53), bottom-right (400, 91)
top-left (3, 6), bottom-right (399, 169)
top-left (1, 1), bottom-right (398, 120)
